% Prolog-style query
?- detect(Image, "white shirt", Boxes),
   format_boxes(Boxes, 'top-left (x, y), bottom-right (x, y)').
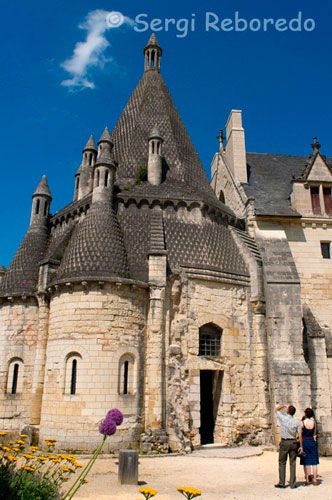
top-left (277, 411), bottom-right (301, 439)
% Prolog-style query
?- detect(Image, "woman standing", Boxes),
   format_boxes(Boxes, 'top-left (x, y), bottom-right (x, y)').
top-left (299, 408), bottom-right (319, 485)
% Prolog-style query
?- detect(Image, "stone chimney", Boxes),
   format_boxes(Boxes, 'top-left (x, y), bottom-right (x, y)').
top-left (225, 110), bottom-right (247, 183)
top-left (148, 126), bottom-right (163, 186)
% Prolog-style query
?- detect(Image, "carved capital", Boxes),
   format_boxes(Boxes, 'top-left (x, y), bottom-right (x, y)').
top-left (150, 286), bottom-right (165, 301)
top-left (251, 300), bottom-right (266, 315)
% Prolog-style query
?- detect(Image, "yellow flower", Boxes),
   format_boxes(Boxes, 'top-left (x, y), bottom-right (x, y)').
top-left (0, 432), bottom-right (7, 436)
top-left (16, 440), bottom-right (25, 445)
top-left (80, 479), bottom-right (88, 483)
top-left (12, 447), bottom-right (20, 452)
top-left (5, 456), bottom-right (18, 462)
top-left (20, 434), bottom-right (28, 438)
top-left (9, 441), bottom-right (14, 445)
top-left (139, 487), bottom-right (158, 499)
top-left (73, 462), bottom-right (83, 467)
top-left (22, 454), bottom-right (35, 459)
top-left (177, 487), bottom-right (202, 499)
top-left (1, 446), bottom-right (10, 451)
top-left (45, 439), bottom-right (56, 442)
top-left (21, 465), bottom-right (36, 472)
top-left (52, 458), bottom-right (61, 463)
top-left (38, 457), bottom-right (47, 462)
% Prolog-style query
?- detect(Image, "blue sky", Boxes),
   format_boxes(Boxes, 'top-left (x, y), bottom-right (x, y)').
top-left (1, 0), bottom-right (331, 268)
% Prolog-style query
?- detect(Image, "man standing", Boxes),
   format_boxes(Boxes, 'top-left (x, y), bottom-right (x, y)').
top-left (275, 404), bottom-right (301, 489)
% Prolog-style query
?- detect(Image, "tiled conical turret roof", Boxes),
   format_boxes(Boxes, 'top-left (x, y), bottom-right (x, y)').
top-left (111, 65), bottom-right (214, 197)
top-left (83, 135), bottom-right (97, 151)
top-left (33, 175), bottom-right (52, 198)
top-left (54, 202), bottom-right (129, 283)
top-left (0, 228), bottom-right (49, 296)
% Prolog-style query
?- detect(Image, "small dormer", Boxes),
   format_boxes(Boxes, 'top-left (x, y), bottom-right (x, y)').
top-left (291, 139), bottom-right (332, 217)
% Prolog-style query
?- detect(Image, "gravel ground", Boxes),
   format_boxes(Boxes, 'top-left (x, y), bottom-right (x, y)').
top-left (68, 447), bottom-right (332, 500)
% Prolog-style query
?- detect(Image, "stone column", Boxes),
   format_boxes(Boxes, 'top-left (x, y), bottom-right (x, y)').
top-left (145, 285), bottom-right (166, 429)
top-left (30, 293), bottom-right (50, 425)
top-left (251, 300), bottom-right (271, 439)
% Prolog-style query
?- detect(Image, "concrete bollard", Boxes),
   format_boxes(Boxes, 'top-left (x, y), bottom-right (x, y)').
top-left (118, 449), bottom-right (138, 484)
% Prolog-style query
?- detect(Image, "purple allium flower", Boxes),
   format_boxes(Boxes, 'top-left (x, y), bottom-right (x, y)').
top-left (99, 417), bottom-right (117, 436)
top-left (106, 408), bottom-right (124, 426)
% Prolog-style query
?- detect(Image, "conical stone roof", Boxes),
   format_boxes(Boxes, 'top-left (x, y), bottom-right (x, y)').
top-left (83, 135), bottom-right (97, 151)
top-left (54, 202), bottom-right (129, 283)
top-left (98, 127), bottom-right (113, 145)
top-left (0, 228), bottom-right (49, 296)
top-left (33, 175), bottom-right (52, 198)
top-left (111, 69), bottom-right (214, 198)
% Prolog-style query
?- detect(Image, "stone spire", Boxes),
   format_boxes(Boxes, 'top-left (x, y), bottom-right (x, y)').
top-left (83, 135), bottom-right (97, 152)
top-left (144, 34), bottom-right (162, 72)
top-left (92, 128), bottom-right (117, 204)
top-left (30, 176), bottom-right (52, 227)
top-left (148, 126), bottom-right (163, 185)
top-left (74, 135), bottom-right (98, 201)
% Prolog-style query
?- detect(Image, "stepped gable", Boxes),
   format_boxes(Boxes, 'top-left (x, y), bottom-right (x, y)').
top-left (54, 202), bottom-right (129, 283)
top-left (111, 67), bottom-right (214, 199)
top-left (0, 228), bottom-right (49, 296)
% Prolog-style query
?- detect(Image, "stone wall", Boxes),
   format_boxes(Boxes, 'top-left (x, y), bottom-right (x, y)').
top-left (0, 299), bottom-right (39, 430)
top-left (39, 283), bottom-right (147, 452)
top-left (211, 154), bottom-right (247, 218)
top-left (283, 220), bottom-right (332, 424)
top-left (165, 275), bottom-right (271, 450)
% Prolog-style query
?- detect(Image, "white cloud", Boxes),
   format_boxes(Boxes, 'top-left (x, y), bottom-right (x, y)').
top-left (61, 10), bottom-right (134, 90)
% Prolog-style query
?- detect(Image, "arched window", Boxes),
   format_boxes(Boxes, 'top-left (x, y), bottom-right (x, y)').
top-left (118, 354), bottom-right (135, 395)
top-left (96, 169), bottom-right (100, 187)
top-left (152, 141), bottom-right (155, 154)
top-left (6, 359), bottom-right (24, 394)
top-left (35, 199), bottom-right (40, 215)
top-left (198, 323), bottom-right (223, 357)
top-left (65, 353), bottom-right (82, 395)
top-left (43, 201), bottom-right (48, 216)
top-left (219, 190), bottom-right (225, 204)
top-left (104, 170), bottom-right (109, 187)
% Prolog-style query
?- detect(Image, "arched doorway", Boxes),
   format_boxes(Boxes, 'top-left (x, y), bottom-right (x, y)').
top-left (198, 324), bottom-right (223, 444)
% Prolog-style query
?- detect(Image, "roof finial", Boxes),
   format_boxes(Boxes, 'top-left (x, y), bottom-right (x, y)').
top-left (217, 129), bottom-right (225, 151)
top-left (144, 34), bottom-right (162, 73)
top-left (311, 137), bottom-right (321, 153)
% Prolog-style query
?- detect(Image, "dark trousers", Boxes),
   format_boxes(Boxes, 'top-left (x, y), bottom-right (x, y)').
top-left (279, 439), bottom-right (298, 487)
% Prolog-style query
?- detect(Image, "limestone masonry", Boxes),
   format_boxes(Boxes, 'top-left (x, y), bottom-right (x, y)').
top-left (1, 34), bottom-right (331, 454)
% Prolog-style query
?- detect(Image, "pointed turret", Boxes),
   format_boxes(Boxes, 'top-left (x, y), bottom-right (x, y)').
top-left (148, 126), bottom-right (163, 185)
top-left (0, 177), bottom-right (51, 297)
top-left (144, 34), bottom-right (162, 72)
top-left (30, 176), bottom-right (52, 227)
top-left (84, 135), bottom-right (97, 152)
top-left (92, 128), bottom-right (117, 204)
top-left (74, 135), bottom-right (97, 201)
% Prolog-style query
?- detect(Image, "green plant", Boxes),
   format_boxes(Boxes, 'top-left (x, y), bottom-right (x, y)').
top-left (136, 165), bottom-right (148, 182)
top-left (0, 412), bottom-right (123, 500)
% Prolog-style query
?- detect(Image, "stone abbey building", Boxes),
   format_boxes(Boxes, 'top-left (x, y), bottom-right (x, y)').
top-left (0, 35), bottom-right (331, 454)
